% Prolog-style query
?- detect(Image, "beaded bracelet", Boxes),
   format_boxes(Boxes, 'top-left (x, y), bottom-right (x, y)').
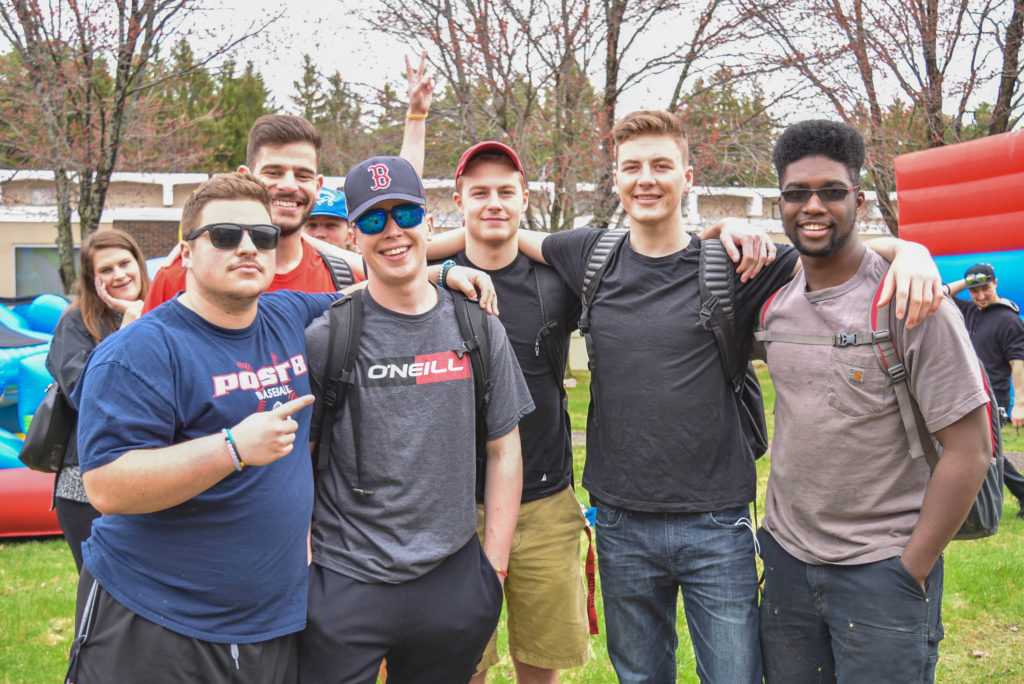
top-left (439, 259), bottom-right (457, 290)
top-left (222, 428), bottom-right (245, 471)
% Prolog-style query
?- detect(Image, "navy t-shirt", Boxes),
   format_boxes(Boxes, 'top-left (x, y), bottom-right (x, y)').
top-left (953, 296), bottom-right (1024, 406)
top-left (75, 290), bottom-right (338, 643)
top-left (542, 229), bottom-right (797, 513)
top-left (453, 251), bottom-right (580, 502)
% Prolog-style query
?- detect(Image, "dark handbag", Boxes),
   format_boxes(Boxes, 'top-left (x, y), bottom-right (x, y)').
top-left (18, 382), bottom-right (76, 473)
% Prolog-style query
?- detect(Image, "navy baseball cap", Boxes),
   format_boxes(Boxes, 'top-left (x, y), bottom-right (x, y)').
top-left (344, 156), bottom-right (425, 223)
top-left (311, 187), bottom-right (347, 220)
top-left (455, 141), bottom-right (526, 185)
top-left (965, 263), bottom-right (996, 288)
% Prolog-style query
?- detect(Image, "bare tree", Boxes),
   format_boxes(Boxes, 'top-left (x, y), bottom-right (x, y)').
top-left (737, 0), bottom-right (1007, 233)
top-left (363, 0), bottom-right (597, 231)
top-left (987, 0), bottom-right (1024, 134)
top-left (590, 0), bottom-right (755, 227)
top-left (0, 0), bottom-right (271, 291)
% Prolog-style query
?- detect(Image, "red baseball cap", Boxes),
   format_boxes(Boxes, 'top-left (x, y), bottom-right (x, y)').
top-left (455, 141), bottom-right (526, 185)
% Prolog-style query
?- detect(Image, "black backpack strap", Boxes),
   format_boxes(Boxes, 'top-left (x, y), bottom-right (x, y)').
top-left (318, 249), bottom-right (356, 291)
top-left (698, 238), bottom-right (744, 392)
top-left (579, 228), bottom-right (628, 371)
top-left (451, 291), bottom-right (492, 500)
top-left (532, 263), bottom-right (569, 383)
top-left (315, 293), bottom-right (367, 496)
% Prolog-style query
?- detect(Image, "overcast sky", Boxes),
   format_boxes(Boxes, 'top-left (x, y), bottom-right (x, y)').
top-left (194, 0), bottom-right (727, 118)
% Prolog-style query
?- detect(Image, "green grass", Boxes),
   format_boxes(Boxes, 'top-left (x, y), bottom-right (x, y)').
top-left (2, 370), bottom-right (1022, 683)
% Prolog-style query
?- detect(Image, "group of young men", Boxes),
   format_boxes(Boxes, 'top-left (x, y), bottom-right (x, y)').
top-left (63, 54), bottom-right (1000, 684)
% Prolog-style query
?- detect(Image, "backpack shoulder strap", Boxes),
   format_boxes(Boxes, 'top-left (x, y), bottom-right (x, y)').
top-left (315, 292), bottom-right (363, 472)
top-left (318, 249), bottom-right (356, 291)
top-left (451, 291), bottom-right (491, 409)
top-left (698, 238), bottom-right (744, 392)
top-left (869, 282), bottom-right (939, 466)
top-left (579, 228), bottom-right (628, 369)
top-left (532, 263), bottom-right (568, 382)
top-left (450, 290), bottom-right (493, 500)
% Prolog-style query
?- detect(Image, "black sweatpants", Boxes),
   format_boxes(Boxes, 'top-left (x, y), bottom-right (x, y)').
top-left (67, 567), bottom-right (298, 684)
top-left (298, 535), bottom-right (504, 684)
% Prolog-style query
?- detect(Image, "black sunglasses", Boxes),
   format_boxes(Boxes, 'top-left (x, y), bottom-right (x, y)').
top-left (186, 223), bottom-right (280, 251)
top-left (780, 185), bottom-right (860, 204)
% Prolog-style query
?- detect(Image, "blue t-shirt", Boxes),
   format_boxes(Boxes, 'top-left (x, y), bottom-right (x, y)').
top-left (75, 291), bottom-right (338, 643)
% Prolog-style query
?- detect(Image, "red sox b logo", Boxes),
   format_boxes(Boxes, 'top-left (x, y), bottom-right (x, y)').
top-left (368, 164), bottom-right (391, 191)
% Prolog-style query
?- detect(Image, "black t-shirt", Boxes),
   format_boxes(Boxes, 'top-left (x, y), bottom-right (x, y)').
top-left (452, 251), bottom-right (581, 502)
top-left (953, 297), bottom-right (1024, 406)
top-left (543, 229), bottom-right (798, 513)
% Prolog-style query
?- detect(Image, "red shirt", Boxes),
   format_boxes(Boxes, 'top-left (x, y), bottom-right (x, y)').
top-left (143, 239), bottom-right (358, 313)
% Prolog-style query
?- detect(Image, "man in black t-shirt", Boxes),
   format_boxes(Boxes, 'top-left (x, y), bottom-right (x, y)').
top-left (448, 141), bottom-right (591, 683)
top-left (946, 263), bottom-right (1024, 515)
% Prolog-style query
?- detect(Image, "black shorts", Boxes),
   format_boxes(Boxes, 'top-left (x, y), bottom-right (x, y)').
top-left (298, 535), bottom-right (504, 683)
top-left (68, 567), bottom-right (298, 684)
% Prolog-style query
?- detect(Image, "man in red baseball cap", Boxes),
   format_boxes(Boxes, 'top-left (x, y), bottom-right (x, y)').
top-left (435, 140), bottom-right (592, 683)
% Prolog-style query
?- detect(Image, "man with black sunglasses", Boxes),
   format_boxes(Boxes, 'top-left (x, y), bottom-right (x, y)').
top-left (755, 119), bottom-right (993, 683)
top-left (300, 155), bottom-right (534, 682)
top-left (945, 263), bottom-right (1024, 515)
top-left (68, 173), bottom-right (342, 683)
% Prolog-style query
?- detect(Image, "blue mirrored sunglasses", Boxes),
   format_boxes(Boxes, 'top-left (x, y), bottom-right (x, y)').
top-left (353, 203), bottom-right (425, 235)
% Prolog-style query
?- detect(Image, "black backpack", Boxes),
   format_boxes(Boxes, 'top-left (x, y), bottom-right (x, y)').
top-left (313, 288), bottom-right (492, 499)
top-left (754, 280), bottom-right (1004, 540)
top-left (579, 229), bottom-right (769, 458)
top-left (318, 249), bottom-right (357, 290)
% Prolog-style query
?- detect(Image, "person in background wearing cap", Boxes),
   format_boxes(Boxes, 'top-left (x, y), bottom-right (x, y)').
top-left (144, 54), bottom-right (434, 311)
top-left (305, 187), bottom-right (352, 250)
top-left (945, 263), bottom-right (1024, 517)
top-left (300, 156), bottom-right (535, 683)
top-left (443, 141), bottom-right (591, 684)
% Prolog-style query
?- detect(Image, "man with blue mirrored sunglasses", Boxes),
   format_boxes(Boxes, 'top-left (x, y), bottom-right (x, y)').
top-left (301, 155), bottom-right (533, 683)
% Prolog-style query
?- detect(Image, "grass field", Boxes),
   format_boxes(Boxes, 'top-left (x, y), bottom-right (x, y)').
top-left (1, 370), bottom-right (1022, 683)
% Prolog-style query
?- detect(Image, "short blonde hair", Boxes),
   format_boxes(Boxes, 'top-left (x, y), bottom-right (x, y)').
top-left (612, 110), bottom-right (689, 164)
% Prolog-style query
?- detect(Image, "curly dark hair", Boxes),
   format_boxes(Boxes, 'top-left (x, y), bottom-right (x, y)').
top-left (772, 120), bottom-right (865, 186)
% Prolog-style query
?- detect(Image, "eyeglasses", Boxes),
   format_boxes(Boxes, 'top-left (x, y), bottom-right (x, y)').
top-left (353, 203), bottom-right (425, 235)
top-left (965, 273), bottom-right (993, 287)
top-left (186, 223), bottom-right (280, 251)
top-left (780, 185), bottom-right (860, 204)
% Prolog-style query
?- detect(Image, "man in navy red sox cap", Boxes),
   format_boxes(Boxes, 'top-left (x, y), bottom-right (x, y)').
top-left (300, 156), bottom-right (534, 682)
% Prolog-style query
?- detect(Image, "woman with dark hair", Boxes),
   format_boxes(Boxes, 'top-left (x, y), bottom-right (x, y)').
top-left (46, 229), bottom-right (150, 572)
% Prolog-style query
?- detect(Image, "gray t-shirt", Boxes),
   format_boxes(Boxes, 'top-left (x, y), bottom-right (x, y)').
top-left (761, 250), bottom-right (989, 565)
top-left (306, 287), bottom-right (534, 583)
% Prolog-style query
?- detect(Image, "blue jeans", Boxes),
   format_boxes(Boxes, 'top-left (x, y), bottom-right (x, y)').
top-left (594, 501), bottom-right (761, 684)
top-left (759, 528), bottom-right (944, 683)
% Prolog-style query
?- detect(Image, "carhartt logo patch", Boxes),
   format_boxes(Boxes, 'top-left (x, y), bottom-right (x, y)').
top-left (849, 368), bottom-right (865, 384)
